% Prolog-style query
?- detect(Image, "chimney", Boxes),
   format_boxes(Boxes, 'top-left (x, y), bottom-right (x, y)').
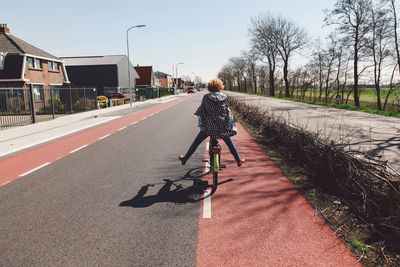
top-left (0, 24), bottom-right (10, 34)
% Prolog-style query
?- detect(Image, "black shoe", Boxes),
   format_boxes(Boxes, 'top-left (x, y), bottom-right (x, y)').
top-left (179, 155), bottom-right (187, 165)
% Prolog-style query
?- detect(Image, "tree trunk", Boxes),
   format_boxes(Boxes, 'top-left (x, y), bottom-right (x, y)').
top-left (392, 0), bottom-right (400, 76)
top-left (283, 60), bottom-right (290, 97)
top-left (253, 75), bottom-right (257, 94)
top-left (353, 32), bottom-right (360, 107)
top-left (269, 69), bottom-right (275, 96)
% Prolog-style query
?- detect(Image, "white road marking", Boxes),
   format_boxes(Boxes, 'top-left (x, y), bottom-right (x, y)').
top-left (130, 122), bottom-right (137, 125)
top-left (203, 140), bottom-right (211, 218)
top-left (1, 180), bottom-right (12, 186)
top-left (203, 190), bottom-right (211, 218)
top-left (69, 144), bottom-right (89, 154)
top-left (20, 162), bottom-right (51, 177)
top-left (206, 142), bottom-right (209, 151)
top-left (205, 160), bottom-right (210, 173)
top-left (118, 127), bottom-right (127, 131)
top-left (99, 134), bottom-right (111, 140)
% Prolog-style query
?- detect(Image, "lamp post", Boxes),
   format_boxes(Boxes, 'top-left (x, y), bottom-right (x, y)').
top-left (175, 62), bottom-right (184, 95)
top-left (127, 24), bottom-right (146, 106)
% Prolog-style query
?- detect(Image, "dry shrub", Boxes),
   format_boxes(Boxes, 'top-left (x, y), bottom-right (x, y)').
top-left (228, 96), bottom-right (400, 248)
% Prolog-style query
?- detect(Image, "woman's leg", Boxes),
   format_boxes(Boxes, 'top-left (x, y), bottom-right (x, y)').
top-left (222, 136), bottom-right (243, 165)
top-left (182, 131), bottom-right (208, 161)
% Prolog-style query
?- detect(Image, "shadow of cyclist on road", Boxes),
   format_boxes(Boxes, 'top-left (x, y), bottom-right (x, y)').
top-left (119, 168), bottom-right (233, 208)
top-left (119, 178), bottom-right (206, 207)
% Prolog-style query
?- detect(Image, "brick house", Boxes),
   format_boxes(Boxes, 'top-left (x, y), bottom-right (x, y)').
top-left (134, 65), bottom-right (157, 87)
top-left (154, 71), bottom-right (173, 88)
top-left (0, 24), bottom-right (69, 91)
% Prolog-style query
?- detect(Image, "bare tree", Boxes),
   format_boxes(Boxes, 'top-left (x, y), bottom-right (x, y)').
top-left (256, 65), bottom-right (268, 94)
top-left (368, 1), bottom-right (392, 110)
top-left (383, 62), bottom-right (399, 110)
top-left (229, 57), bottom-right (247, 92)
top-left (274, 16), bottom-right (309, 97)
top-left (388, 0), bottom-right (400, 76)
top-left (323, 34), bottom-right (341, 103)
top-left (218, 64), bottom-right (235, 91)
top-left (249, 14), bottom-right (279, 96)
top-left (309, 38), bottom-right (325, 101)
top-left (241, 49), bottom-right (259, 94)
top-left (325, 0), bottom-right (373, 107)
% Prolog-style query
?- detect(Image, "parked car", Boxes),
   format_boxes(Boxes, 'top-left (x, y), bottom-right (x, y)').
top-left (107, 92), bottom-right (127, 99)
top-left (187, 87), bottom-right (196, 93)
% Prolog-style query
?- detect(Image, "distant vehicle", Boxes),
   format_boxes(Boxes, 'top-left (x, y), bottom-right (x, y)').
top-left (108, 92), bottom-right (127, 99)
top-left (187, 87), bottom-right (196, 94)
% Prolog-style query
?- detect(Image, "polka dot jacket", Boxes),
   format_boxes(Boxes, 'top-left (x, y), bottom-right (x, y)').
top-left (195, 92), bottom-right (237, 139)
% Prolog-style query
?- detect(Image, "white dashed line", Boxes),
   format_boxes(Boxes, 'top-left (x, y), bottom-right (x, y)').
top-left (118, 127), bottom-right (127, 131)
top-left (130, 122), bottom-right (138, 125)
top-left (203, 190), bottom-right (211, 218)
top-left (20, 162), bottom-right (52, 177)
top-left (69, 144), bottom-right (89, 154)
top-left (99, 134), bottom-right (111, 140)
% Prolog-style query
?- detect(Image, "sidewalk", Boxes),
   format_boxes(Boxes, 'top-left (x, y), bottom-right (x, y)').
top-left (0, 94), bottom-right (186, 159)
top-left (226, 91), bottom-right (400, 172)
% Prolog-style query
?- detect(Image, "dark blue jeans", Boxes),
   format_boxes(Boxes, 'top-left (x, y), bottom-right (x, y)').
top-left (183, 131), bottom-right (241, 163)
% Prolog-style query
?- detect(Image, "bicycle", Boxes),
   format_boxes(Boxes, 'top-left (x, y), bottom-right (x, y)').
top-left (205, 137), bottom-right (226, 193)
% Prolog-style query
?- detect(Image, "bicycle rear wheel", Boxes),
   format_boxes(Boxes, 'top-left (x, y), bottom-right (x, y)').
top-left (212, 153), bottom-right (218, 191)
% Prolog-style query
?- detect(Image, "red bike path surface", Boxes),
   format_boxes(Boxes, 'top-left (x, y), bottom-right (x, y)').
top-left (0, 95), bottom-right (192, 187)
top-left (196, 123), bottom-right (360, 266)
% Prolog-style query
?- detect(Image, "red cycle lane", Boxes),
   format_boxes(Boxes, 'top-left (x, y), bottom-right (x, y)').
top-left (197, 123), bottom-right (360, 266)
top-left (0, 95), bottom-right (192, 187)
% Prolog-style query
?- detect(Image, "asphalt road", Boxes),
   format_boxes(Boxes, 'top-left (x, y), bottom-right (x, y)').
top-left (0, 93), bottom-right (205, 266)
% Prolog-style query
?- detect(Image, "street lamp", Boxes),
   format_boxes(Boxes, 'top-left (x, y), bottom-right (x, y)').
top-left (175, 62), bottom-right (184, 95)
top-left (127, 24), bottom-right (146, 106)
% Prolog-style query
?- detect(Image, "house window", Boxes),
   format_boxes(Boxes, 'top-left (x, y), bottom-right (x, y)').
top-left (48, 61), bottom-right (59, 72)
top-left (35, 58), bottom-right (42, 69)
top-left (32, 85), bottom-right (44, 102)
top-left (0, 52), bottom-right (6, 70)
top-left (50, 86), bottom-right (61, 99)
top-left (28, 57), bottom-right (34, 68)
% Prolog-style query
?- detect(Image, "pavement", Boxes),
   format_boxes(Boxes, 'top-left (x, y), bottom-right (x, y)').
top-left (226, 91), bottom-right (400, 172)
top-left (0, 94), bottom-right (187, 159)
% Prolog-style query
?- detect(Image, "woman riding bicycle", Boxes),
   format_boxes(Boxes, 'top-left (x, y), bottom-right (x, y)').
top-left (179, 79), bottom-right (245, 167)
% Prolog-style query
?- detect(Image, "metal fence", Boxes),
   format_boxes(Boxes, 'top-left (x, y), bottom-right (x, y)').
top-left (0, 88), bottom-right (32, 128)
top-left (0, 86), bottom-right (97, 129)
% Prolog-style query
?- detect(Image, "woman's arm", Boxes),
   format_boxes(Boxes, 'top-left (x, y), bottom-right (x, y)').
top-left (194, 95), bottom-right (207, 115)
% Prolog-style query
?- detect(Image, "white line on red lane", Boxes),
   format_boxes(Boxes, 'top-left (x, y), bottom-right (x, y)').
top-left (99, 134), bottom-right (111, 140)
top-left (118, 127), bottom-right (127, 131)
top-left (69, 144), bottom-right (89, 154)
top-left (203, 190), bottom-right (211, 218)
top-left (20, 162), bottom-right (52, 177)
top-left (130, 122), bottom-right (137, 125)
top-left (203, 141), bottom-right (211, 218)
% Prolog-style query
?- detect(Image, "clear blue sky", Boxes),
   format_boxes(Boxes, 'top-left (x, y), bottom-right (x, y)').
top-left (3, 0), bottom-right (337, 82)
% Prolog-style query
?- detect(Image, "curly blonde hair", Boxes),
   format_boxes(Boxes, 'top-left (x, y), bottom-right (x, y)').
top-left (207, 79), bottom-right (224, 92)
